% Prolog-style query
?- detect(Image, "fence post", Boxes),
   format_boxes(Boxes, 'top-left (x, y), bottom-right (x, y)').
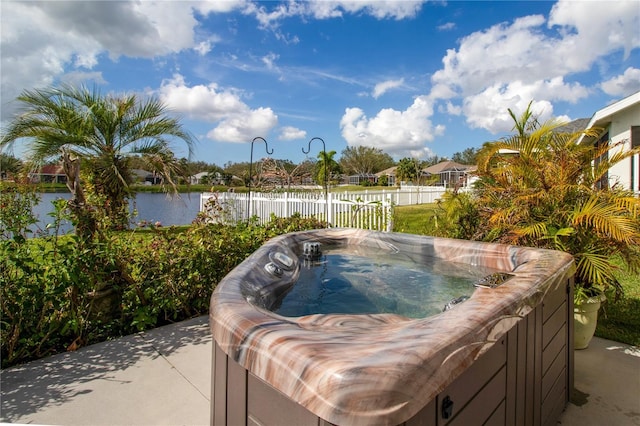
top-left (386, 200), bottom-right (393, 232)
top-left (284, 192), bottom-right (289, 218)
top-left (327, 192), bottom-right (333, 226)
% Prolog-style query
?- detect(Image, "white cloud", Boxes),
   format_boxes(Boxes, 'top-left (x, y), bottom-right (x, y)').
top-left (600, 67), bottom-right (640, 97)
top-left (429, 0), bottom-right (639, 133)
top-left (461, 77), bottom-right (590, 133)
top-left (463, 86), bottom-right (555, 133)
top-left (340, 96), bottom-right (444, 158)
top-left (246, 2), bottom-right (304, 29)
top-left (279, 126), bottom-right (307, 140)
top-left (207, 108), bottom-right (278, 142)
top-left (195, 41), bottom-right (211, 56)
top-left (309, 1), bottom-right (425, 20)
top-left (431, 14), bottom-right (553, 97)
top-left (0, 0), bottom-right (230, 121)
top-left (437, 22), bottom-right (456, 31)
top-left (194, 36), bottom-right (222, 56)
top-left (194, 0), bottom-right (248, 14)
top-left (158, 74), bottom-right (247, 121)
top-left (262, 53), bottom-right (280, 70)
top-left (372, 78), bottom-right (404, 99)
top-left (247, 0), bottom-right (426, 29)
top-left (33, 1), bottom-right (200, 59)
top-left (1, 1), bottom-right (102, 120)
top-left (445, 102), bottom-right (462, 116)
top-left (548, 0), bottom-right (640, 60)
top-left (158, 74), bottom-right (278, 143)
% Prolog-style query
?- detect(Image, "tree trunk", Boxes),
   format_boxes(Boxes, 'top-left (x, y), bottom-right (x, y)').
top-left (62, 149), bottom-right (98, 241)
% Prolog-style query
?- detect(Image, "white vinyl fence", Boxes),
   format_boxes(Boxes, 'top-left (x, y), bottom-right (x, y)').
top-left (200, 187), bottom-right (447, 232)
top-left (345, 186), bottom-right (448, 205)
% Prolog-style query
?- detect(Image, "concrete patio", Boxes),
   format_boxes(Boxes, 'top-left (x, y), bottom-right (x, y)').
top-left (1, 315), bottom-right (638, 425)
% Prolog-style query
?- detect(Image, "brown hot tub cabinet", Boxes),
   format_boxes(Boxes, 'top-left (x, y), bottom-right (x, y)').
top-left (210, 229), bottom-right (575, 426)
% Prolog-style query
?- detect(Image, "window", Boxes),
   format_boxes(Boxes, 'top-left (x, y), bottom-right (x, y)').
top-left (632, 126), bottom-right (640, 192)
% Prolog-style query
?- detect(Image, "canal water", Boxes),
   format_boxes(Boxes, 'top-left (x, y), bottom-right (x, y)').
top-left (32, 192), bottom-right (202, 234)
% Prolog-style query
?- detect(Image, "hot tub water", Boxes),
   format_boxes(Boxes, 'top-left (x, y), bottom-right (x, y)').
top-left (272, 244), bottom-right (503, 318)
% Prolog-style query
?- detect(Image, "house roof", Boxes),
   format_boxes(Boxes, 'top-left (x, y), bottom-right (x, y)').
top-left (577, 90), bottom-right (640, 144)
top-left (131, 169), bottom-right (153, 178)
top-left (555, 118), bottom-right (590, 134)
top-left (423, 160), bottom-right (474, 174)
top-left (376, 166), bottom-right (397, 177)
top-left (38, 164), bottom-right (65, 175)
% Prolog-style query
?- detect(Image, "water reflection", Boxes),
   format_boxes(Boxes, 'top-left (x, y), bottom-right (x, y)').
top-left (32, 192), bottom-right (202, 235)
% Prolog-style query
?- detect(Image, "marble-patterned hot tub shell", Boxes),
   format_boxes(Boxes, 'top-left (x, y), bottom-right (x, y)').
top-left (210, 229), bottom-right (575, 425)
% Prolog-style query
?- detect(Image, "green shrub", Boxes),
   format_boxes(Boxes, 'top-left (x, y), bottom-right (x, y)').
top-left (433, 191), bottom-right (480, 240)
top-left (0, 183), bottom-right (40, 239)
top-left (0, 228), bottom-right (128, 367)
top-left (1, 201), bottom-right (326, 368)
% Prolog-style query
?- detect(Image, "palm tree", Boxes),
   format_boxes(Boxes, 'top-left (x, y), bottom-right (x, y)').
top-left (1, 85), bottom-right (195, 236)
top-left (315, 150), bottom-right (340, 186)
top-left (474, 103), bottom-right (640, 300)
top-left (0, 153), bottom-right (23, 179)
top-left (396, 157), bottom-right (421, 185)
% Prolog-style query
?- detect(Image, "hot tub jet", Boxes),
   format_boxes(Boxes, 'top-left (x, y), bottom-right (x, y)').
top-left (303, 242), bottom-right (322, 261)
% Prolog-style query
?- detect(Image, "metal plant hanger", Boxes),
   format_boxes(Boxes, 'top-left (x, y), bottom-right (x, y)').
top-left (302, 137), bottom-right (328, 226)
top-left (248, 137), bottom-right (273, 219)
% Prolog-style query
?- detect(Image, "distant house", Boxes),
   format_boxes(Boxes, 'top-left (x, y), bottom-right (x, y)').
top-left (577, 91), bottom-right (640, 193)
top-left (29, 164), bottom-right (67, 184)
top-left (422, 160), bottom-right (476, 188)
top-left (376, 166), bottom-right (397, 186)
top-left (347, 168), bottom-right (399, 186)
top-left (347, 173), bottom-right (377, 186)
top-left (189, 172), bottom-right (210, 185)
top-left (131, 169), bottom-right (162, 185)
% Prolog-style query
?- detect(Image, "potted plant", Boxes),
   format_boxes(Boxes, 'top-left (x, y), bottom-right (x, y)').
top-left (573, 285), bottom-right (607, 349)
top-left (469, 103), bottom-right (640, 349)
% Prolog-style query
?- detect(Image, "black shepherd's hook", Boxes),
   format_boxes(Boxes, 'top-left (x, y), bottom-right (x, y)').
top-left (248, 137), bottom-right (273, 219)
top-left (302, 137), bottom-right (328, 226)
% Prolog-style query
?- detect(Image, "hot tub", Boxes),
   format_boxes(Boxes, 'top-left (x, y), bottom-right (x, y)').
top-left (210, 229), bottom-right (575, 426)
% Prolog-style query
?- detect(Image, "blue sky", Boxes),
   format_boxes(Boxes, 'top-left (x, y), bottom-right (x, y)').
top-left (2, 1), bottom-right (639, 167)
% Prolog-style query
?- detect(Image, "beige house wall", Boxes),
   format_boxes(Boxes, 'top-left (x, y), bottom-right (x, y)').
top-left (580, 91), bottom-right (640, 193)
top-left (605, 103), bottom-right (640, 191)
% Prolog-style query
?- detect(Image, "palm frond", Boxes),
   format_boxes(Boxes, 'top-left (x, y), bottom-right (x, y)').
top-left (571, 195), bottom-right (639, 243)
top-left (575, 250), bottom-right (616, 289)
top-left (512, 221), bottom-right (547, 240)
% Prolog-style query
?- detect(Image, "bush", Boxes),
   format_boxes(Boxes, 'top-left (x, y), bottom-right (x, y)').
top-left (433, 191), bottom-right (480, 240)
top-left (1, 196), bottom-right (326, 368)
top-left (121, 223), bottom-right (270, 331)
top-left (0, 187), bottom-right (142, 367)
top-left (0, 183), bottom-right (40, 239)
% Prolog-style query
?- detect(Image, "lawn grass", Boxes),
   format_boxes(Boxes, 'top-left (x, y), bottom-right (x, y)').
top-left (392, 203), bottom-right (439, 235)
top-left (596, 259), bottom-right (640, 346)
top-left (392, 203), bottom-right (640, 347)
top-left (331, 185), bottom-right (393, 192)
